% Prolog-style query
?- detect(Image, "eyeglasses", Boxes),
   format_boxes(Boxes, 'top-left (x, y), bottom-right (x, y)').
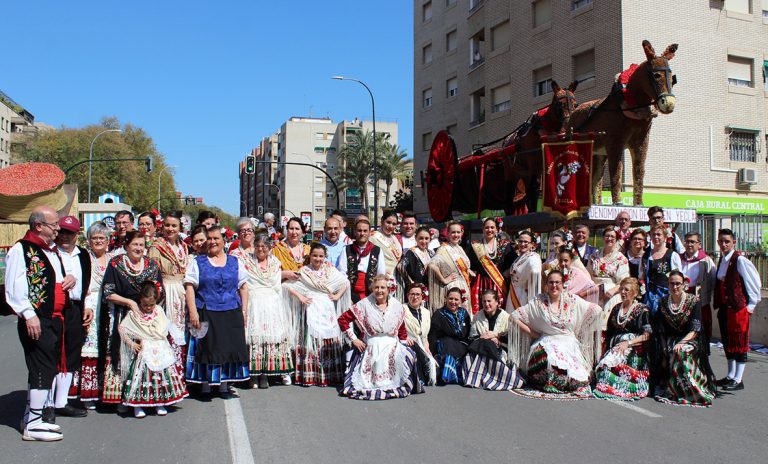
top-left (547, 281), bottom-right (563, 286)
top-left (669, 282), bottom-right (684, 287)
top-left (41, 221), bottom-right (60, 230)
top-left (90, 237), bottom-right (107, 242)
top-left (650, 216), bottom-right (664, 221)
top-left (239, 228), bottom-right (254, 234)
top-left (684, 240), bottom-right (699, 244)
top-left (631, 237), bottom-right (645, 241)
top-left (115, 221), bottom-right (131, 226)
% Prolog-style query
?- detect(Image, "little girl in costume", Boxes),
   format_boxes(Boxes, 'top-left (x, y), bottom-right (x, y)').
top-left (119, 281), bottom-right (188, 418)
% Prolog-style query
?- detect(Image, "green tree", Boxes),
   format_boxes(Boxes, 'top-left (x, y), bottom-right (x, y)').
top-left (388, 188), bottom-right (413, 213)
top-left (15, 117), bottom-right (180, 213)
top-left (181, 203), bottom-right (238, 230)
top-left (335, 130), bottom-right (388, 215)
top-left (377, 143), bottom-right (410, 207)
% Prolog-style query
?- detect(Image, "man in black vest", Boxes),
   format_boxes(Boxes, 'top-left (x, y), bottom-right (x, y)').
top-left (51, 215), bottom-right (92, 418)
top-left (339, 218), bottom-right (386, 303)
top-left (4, 206), bottom-right (76, 441)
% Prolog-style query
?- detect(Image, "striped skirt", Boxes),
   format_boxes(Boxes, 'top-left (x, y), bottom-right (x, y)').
top-left (656, 338), bottom-right (714, 407)
top-left (294, 339), bottom-right (345, 387)
top-left (462, 353), bottom-right (524, 391)
top-left (340, 347), bottom-right (417, 401)
top-left (593, 346), bottom-right (650, 401)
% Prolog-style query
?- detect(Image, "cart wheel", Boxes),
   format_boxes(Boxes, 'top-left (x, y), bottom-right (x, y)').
top-left (427, 130), bottom-right (458, 222)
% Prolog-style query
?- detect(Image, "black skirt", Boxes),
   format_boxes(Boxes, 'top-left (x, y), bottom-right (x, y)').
top-left (197, 308), bottom-right (248, 365)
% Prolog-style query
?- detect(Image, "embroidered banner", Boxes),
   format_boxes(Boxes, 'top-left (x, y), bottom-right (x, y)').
top-left (541, 138), bottom-right (594, 220)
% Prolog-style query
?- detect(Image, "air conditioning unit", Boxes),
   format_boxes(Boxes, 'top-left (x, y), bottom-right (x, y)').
top-left (738, 168), bottom-right (757, 185)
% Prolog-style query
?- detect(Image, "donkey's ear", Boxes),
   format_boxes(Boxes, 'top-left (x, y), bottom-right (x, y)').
top-left (642, 40), bottom-right (655, 61)
top-left (568, 80), bottom-right (579, 92)
top-left (551, 80), bottom-right (561, 93)
top-left (662, 44), bottom-right (678, 60)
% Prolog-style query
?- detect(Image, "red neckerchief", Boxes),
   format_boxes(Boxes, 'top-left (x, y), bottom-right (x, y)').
top-left (353, 240), bottom-right (374, 258)
top-left (679, 249), bottom-right (708, 264)
top-left (19, 230), bottom-right (57, 253)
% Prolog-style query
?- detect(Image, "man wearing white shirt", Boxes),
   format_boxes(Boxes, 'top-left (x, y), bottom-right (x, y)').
top-left (4, 206), bottom-right (76, 441)
top-left (679, 232), bottom-right (716, 338)
top-left (714, 229), bottom-right (762, 391)
top-left (339, 218), bottom-right (386, 302)
top-left (647, 206), bottom-right (684, 254)
top-left (400, 213), bottom-right (418, 250)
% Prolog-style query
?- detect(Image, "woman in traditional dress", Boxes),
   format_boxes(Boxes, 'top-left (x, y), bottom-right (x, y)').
top-left (119, 281), bottom-right (187, 418)
top-left (429, 287), bottom-right (472, 385)
top-left (643, 225), bottom-right (681, 315)
top-left (588, 226), bottom-right (630, 314)
top-left (137, 211), bottom-right (157, 251)
top-left (506, 230), bottom-right (542, 312)
top-left (283, 243), bottom-right (350, 387)
top-left (184, 226), bottom-right (250, 396)
top-left (625, 228), bottom-right (647, 280)
top-left (653, 271), bottom-right (715, 407)
top-left (403, 282), bottom-right (437, 387)
top-left (99, 231), bottom-right (165, 407)
top-left (72, 221), bottom-right (113, 408)
top-left (397, 226), bottom-right (434, 288)
top-left (467, 218), bottom-right (515, 314)
top-left (230, 233), bottom-right (293, 388)
top-left (147, 211), bottom-right (189, 379)
top-left (509, 270), bottom-right (603, 399)
top-left (542, 230), bottom-right (567, 275)
top-left (338, 275), bottom-right (419, 400)
top-left (462, 290), bottom-right (525, 391)
top-left (189, 225), bottom-right (209, 257)
top-left (593, 277), bottom-right (652, 401)
top-left (369, 211), bottom-right (404, 297)
top-left (556, 247), bottom-right (597, 300)
top-left (428, 221), bottom-right (474, 312)
top-left (272, 217), bottom-right (309, 282)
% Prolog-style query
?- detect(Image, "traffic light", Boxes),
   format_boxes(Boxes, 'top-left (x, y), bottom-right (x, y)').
top-left (145, 157), bottom-right (154, 173)
top-left (246, 156), bottom-right (255, 174)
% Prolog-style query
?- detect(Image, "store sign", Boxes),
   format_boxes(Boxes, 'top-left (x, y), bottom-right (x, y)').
top-left (588, 205), bottom-right (697, 223)
top-left (600, 192), bottom-right (768, 215)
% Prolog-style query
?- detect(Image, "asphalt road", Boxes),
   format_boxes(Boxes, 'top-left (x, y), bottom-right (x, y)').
top-left (1, 314), bottom-right (766, 464)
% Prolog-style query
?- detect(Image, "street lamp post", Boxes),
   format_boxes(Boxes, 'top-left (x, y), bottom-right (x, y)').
top-left (157, 165), bottom-right (179, 210)
top-left (88, 128), bottom-right (122, 202)
top-left (331, 76), bottom-right (379, 228)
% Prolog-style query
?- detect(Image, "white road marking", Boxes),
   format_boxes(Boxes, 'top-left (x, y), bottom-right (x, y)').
top-left (224, 396), bottom-right (256, 464)
top-left (609, 400), bottom-right (663, 418)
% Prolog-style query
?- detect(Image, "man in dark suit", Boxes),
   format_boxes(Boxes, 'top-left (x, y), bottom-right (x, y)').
top-left (573, 224), bottom-right (597, 267)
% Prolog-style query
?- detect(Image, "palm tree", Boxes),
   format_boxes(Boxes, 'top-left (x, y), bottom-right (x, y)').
top-left (377, 144), bottom-right (410, 207)
top-left (335, 130), bottom-right (389, 215)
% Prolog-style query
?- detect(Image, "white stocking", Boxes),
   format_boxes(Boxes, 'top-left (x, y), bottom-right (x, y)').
top-left (733, 362), bottom-right (746, 383)
top-left (54, 373), bottom-right (73, 408)
top-left (726, 359), bottom-right (736, 379)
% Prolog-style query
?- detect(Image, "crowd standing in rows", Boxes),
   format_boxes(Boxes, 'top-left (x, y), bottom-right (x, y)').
top-left (4, 205), bottom-right (762, 442)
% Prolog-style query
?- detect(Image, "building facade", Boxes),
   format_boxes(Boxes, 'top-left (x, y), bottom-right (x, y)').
top-left (239, 117), bottom-right (402, 233)
top-left (414, 0), bottom-right (768, 247)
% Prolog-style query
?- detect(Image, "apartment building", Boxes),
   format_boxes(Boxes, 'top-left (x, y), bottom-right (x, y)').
top-left (414, 0), bottom-right (768, 247)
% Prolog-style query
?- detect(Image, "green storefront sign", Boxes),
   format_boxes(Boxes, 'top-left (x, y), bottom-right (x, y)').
top-left (600, 192), bottom-right (768, 215)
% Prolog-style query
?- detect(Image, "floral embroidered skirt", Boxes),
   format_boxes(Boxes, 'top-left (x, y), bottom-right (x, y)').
top-left (122, 357), bottom-right (188, 407)
top-left (294, 337), bottom-right (344, 387)
top-left (522, 338), bottom-right (592, 399)
top-left (593, 335), bottom-right (650, 401)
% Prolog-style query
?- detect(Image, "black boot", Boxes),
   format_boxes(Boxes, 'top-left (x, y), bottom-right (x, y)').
top-left (258, 374), bottom-right (269, 389)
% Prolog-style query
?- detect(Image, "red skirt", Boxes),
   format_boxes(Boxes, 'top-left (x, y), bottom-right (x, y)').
top-left (718, 306), bottom-right (751, 355)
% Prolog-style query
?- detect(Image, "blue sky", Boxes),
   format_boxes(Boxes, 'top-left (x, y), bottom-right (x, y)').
top-left (5, 1), bottom-right (414, 215)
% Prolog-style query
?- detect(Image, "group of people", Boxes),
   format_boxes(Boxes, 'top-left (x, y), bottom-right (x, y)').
top-left (4, 204), bottom-right (761, 442)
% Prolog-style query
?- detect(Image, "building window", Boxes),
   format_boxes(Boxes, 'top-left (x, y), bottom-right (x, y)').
top-left (314, 191), bottom-right (323, 199)
top-left (724, 0), bottom-right (752, 14)
top-left (491, 83), bottom-right (511, 113)
top-left (446, 29), bottom-right (457, 52)
top-left (422, 132), bottom-right (432, 151)
top-left (446, 0), bottom-right (457, 6)
top-left (447, 77), bottom-right (458, 97)
top-left (422, 1), bottom-right (433, 22)
top-left (571, 0), bottom-right (592, 10)
top-left (315, 176), bottom-right (324, 183)
top-left (533, 65), bottom-right (553, 97)
top-left (469, 29), bottom-right (485, 69)
top-left (490, 21), bottom-right (510, 52)
top-left (423, 88), bottom-right (433, 108)
top-left (763, 60), bottom-right (768, 91)
top-left (446, 124), bottom-right (457, 135)
top-left (533, 0), bottom-right (552, 28)
top-left (573, 49), bottom-right (595, 83)
top-left (469, 0), bottom-right (484, 12)
top-left (727, 55), bottom-right (753, 87)
top-left (422, 43), bottom-right (433, 65)
top-left (470, 88), bottom-right (486, 126)
top-left (729, 130), bottom-right (759, 162)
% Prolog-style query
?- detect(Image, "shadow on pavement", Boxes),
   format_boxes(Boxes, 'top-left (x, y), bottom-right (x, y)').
top-left (0, 390), bottom-right (25, 432)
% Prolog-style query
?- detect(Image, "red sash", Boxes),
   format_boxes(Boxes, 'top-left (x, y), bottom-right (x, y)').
top-left (353, 271), bottom-right (368, 301)
top-left (53, 283), bottom-right (68, 372)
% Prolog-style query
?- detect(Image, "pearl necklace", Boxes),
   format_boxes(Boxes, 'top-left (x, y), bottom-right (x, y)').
top-left (668, 294), bottom-right (686, 316)
top-left (616, 302), bottom-right (636, 326)
top-left (545, 297), bottom-right (565, 325)
top-left (483, 238), bottom-right (498, 259)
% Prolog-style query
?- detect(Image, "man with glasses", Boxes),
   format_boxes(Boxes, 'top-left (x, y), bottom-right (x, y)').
top-left (646, 206), bottom-right (683, 253)
top-left (573, 224), bottom-right (596, 267)
top-left (614, 211), bottom-right (633, 251)
top-left (109, 210), bottom-right (134, 253)
top-left (4, 206), bottom-right (77, 441)
top-left (713, 229), bottom-right (761, 391)
top-left (679, 232), bottom-right (716, 338)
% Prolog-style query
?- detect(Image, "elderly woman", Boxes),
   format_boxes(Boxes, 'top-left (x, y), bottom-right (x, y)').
top-left (506, 230), bottom-right (542, 311)
top-left (272, 217), bottom-right (309, 282)
top-left (338, 275), bottom-right (419, 400)
top-left (653, 271), bottom-right (715, 407)
top-left (428, 221), bottom-right (474, 312)
top-left (397, 226), bottom-right (434, 288)
top-left (148, 211), bottom-right (190, 376)
top-left (184, 227), bottom-right (250, 396)
top-left (230, 233), bottom-right (293, 389)
top-left (429, 287), bottom-right (472, 385)
top-left (137, 211), bottom-right (157, 251)
top-left (468, 218), bottom-right (515, 313)
top-left (588, 226), bottom-right (630, 314)
top-left (99, 230), bottom-right (165, 407)
top-left (625, 228), bottom-right (647, 280)
top-left (643, 225), bottom-right (681, 315)
top-left (284, 243), bottom-right (350, 386)
top-left (462, 290), bottom-right (525, 391)
top-left (403, 282), bottom-right (437, 387)
top-left (509, 271), bottom-right (602, 399)
top-left (593, 277), bottom-right (652, 401)
top-left (71, 221), bottom-right (113, 408)
top-left (189, 225), bottom-right (209, 257)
